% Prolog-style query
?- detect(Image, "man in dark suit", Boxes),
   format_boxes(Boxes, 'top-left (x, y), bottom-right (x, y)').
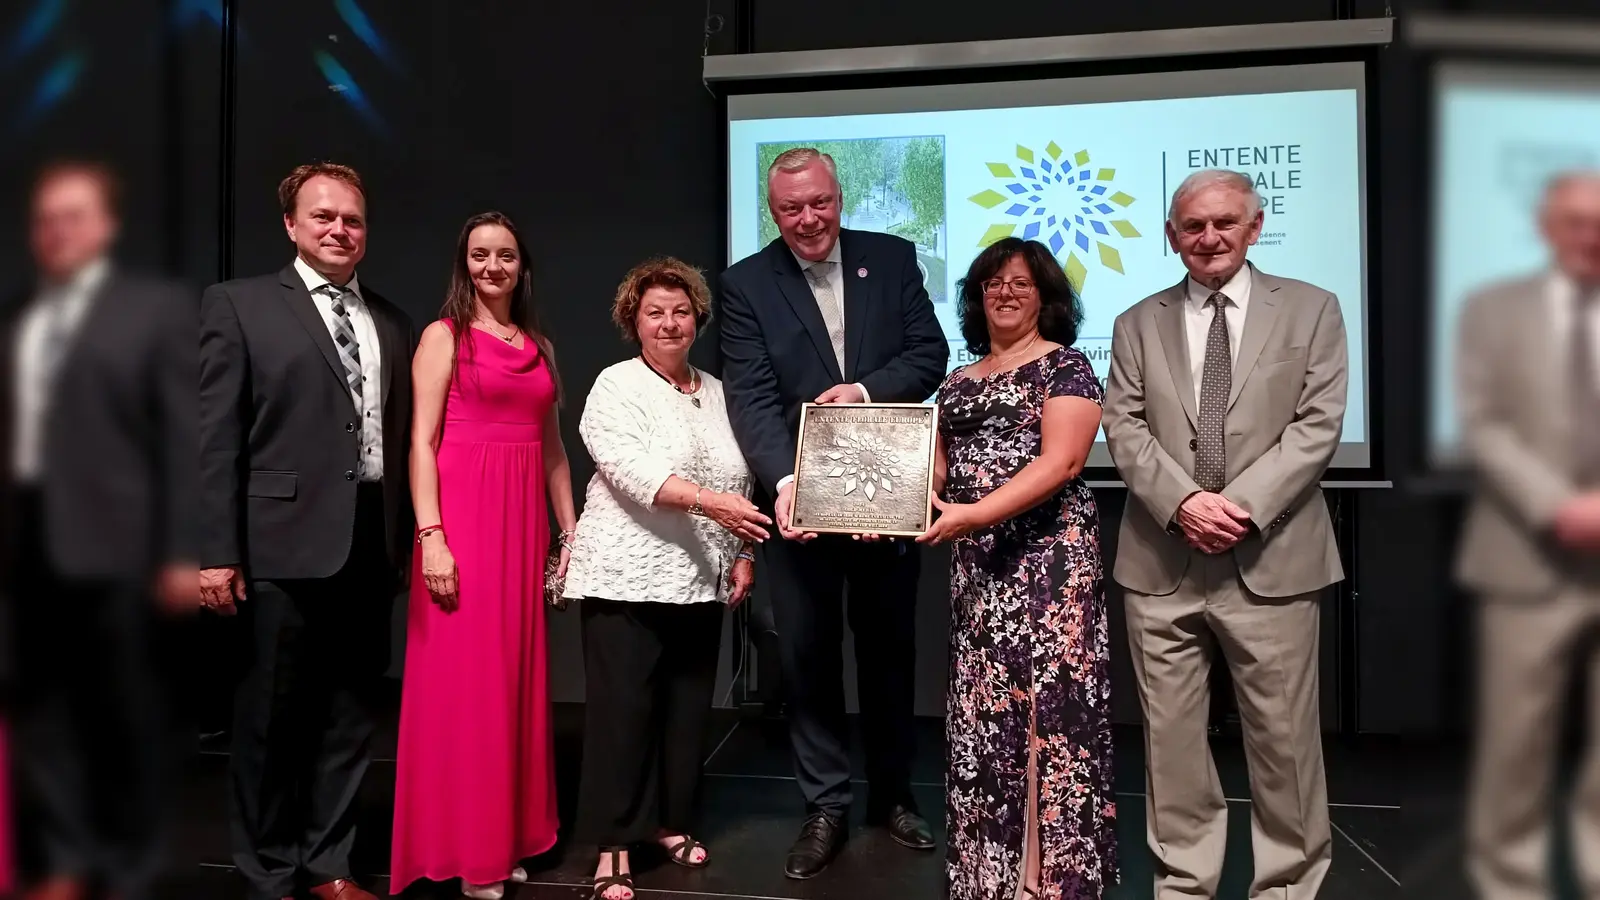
top-left (2, 160), bottom-right (194, 900)
top-left (717, 147), bottom-right (948, 879)
top-left (199, 163), bottom-right (414, 900)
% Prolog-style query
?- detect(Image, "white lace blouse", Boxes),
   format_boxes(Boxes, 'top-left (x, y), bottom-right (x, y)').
top-left (562, 358), bottom-right (754, 605)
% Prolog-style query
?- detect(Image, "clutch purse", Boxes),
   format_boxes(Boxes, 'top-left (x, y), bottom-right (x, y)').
top-left (545, 533), bottom-right (571, 610)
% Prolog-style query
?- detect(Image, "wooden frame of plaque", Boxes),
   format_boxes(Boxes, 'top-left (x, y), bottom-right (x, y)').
top-left (788, 402), bottom-right (938, 537)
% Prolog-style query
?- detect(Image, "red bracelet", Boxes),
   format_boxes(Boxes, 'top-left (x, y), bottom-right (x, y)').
top-left (416, 525), bottom-right (443, 542)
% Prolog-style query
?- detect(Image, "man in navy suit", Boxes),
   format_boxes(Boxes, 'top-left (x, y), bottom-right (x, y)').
top-left (716, 147), bottom-right (949, 879)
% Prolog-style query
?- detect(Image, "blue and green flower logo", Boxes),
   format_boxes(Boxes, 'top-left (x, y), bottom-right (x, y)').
top-left (968, 143), bottom-right (1140, 292)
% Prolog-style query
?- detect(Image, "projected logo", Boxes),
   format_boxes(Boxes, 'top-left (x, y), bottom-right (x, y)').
top-left (968, 143), bottom-right (1140, 292)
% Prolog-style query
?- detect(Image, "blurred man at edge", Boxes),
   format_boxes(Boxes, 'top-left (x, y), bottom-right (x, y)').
top-left (1456, 170), bottom-right (1600, 900)
top-left (0, 160), bottom-right (195, 900)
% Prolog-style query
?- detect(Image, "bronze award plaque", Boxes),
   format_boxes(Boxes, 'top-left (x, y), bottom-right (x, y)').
top-left (789, 402), bottom-right (937, 537)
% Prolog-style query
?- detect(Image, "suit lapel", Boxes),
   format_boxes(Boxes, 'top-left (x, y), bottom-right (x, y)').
top-left (1529, 281), bottom-right (1571, 455)
top-left (1228, 265), bottom-right (1283, 411)
top-left (278, 265), bottom-right (350, 400)
top-left (771, 244), bottom-right (845, 384)
top-left (1154, 281), bottom-right (1196, 428)
top-left (58, 269), bottom-right (111, 374)
top-left (368, 294), bottom-right (403, 405)
top-left (841, 231), bottom-right (870, 382)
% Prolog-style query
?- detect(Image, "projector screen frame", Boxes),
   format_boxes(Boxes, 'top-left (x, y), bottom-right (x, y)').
top-left (703, 18), bottom-right (1393, 82)
top-left (710, 42), bottom-right (1390, 486)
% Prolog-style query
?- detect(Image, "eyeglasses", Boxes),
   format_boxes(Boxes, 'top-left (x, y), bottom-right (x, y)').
top-left (981, 278), bottom-right (1035, 296)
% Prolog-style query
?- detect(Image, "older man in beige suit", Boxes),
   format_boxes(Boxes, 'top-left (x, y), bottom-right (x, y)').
top-left (1456, 170), bottom-right (1600, 900)
top-left (1104, 168), bottom-right (1348, 899)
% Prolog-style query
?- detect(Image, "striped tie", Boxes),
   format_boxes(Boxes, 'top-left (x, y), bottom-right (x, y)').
top-left (324, 284), bottom-right (363, 405)
top-left (1194, 292), bottom-right (1232, 492)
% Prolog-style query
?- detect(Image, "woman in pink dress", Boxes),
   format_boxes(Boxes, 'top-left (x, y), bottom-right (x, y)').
top-left (390, 211), bottom-right (575, 899)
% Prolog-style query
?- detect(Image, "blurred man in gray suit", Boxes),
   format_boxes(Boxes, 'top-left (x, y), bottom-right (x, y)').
top-left (1104, 169), bottom-right (1349, 899)
top-left (1456, 170), bottom-right (1600, 900)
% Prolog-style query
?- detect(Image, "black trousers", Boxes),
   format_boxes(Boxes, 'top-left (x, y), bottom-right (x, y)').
top-left (576, 598), bottom-right (723, 848)
top-left (7, 490), bottom-right (178, 900)
top-left (229, 483), bottom-right (394, 900)
top-left (766, 536), bottom-right (920, 819)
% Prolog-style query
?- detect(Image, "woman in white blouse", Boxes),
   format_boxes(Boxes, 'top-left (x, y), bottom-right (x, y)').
top-left (563, 256), bottom-right (771, 900)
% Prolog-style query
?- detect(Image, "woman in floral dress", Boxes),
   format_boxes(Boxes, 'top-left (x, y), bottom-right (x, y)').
top-left (918, 237), bottom-right (1117, 900)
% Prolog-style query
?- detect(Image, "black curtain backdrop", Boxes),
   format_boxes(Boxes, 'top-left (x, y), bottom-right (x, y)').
top-left (15, 0), bottom-right (1591, 735)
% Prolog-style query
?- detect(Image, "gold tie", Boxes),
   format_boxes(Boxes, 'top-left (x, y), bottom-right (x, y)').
top-left (806, 261), bottom-right (845, 375)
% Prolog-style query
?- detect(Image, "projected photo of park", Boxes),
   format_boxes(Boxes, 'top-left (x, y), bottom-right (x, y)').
top-left (757, 136), bottom-right (948, 303)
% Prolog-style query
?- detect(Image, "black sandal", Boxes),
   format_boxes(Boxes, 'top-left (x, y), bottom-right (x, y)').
top-left (593, 847), bottom-right (634, 899)
top-left (663, 835), bottom-right (709, 869)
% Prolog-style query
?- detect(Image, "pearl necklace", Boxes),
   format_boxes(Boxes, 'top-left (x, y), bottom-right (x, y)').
top-left (640, 356), bottom-right (701, 407)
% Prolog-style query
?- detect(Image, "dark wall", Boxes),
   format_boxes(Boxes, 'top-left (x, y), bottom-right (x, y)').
top-left (219, 0), bottom-right (729, 702)
top-left (13, 0), bottom-right (1491, 733)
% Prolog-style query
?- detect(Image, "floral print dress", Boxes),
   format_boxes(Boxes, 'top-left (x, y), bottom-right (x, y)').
top-left (938, 345), bottom-right (1117, 900)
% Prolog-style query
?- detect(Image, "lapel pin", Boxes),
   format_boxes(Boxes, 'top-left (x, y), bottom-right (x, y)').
top-left (857, 267), bottom-right (868, 278)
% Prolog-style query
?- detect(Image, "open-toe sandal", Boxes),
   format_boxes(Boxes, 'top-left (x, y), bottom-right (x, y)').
top-left (664, 835), bottom-right (708, 869)
top-left (593, 848), bottom-right (634, 899)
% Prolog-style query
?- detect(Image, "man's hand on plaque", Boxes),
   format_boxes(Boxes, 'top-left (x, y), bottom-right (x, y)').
top-left (814, 383), bottom-right (865, 404)
top-left (775, 482), bottom-right (819, 543)
top-left (916, 495), bottom-right (983, 546)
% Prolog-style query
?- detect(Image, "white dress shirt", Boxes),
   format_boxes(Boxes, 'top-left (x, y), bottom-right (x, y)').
top-left (12, 257), bottom-right (108, 482)
top-left (563, 359), bottom-right (754, 605)
top-left (1550, 271), bottom-right (1600, 392)
top-left (1184, 263), bottom-right (1252, 409)
top-left (777, 240), bottom-right (871, 492)
top-left (293, 256), bottom-right (384, 481)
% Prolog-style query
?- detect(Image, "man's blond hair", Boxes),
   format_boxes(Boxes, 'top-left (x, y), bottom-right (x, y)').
top-left (766, 147), bottom-right (838, 188)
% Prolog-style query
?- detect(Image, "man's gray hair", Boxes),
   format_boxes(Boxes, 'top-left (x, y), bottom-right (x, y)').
top-left (1167, 169), bottom-right (1263, 223)
top-left (1541, 167), bottom-right (1600, 208)
top-left (766, 147), bottom-right (839, 186)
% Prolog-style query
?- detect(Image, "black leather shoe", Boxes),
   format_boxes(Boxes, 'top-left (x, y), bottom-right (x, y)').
top-left (784, 811), bottom-right (847, 879)
top-left (877, 803), bottom-right (935, 850)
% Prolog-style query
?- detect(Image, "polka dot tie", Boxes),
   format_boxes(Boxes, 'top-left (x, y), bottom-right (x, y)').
top-left (1195, 292), bottom-right (1231, 492)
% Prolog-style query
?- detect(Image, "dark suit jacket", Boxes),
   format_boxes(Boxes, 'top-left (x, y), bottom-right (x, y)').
top-left (0, 269), bottom-right (196, 580)
top-left (198, 264), bottom-right (416, 581)
top-left (716, 229), bottom-right (948, 495)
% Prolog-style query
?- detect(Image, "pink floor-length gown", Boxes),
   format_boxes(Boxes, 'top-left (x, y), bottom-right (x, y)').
top-left (391, 325), bottom-right (559, 890)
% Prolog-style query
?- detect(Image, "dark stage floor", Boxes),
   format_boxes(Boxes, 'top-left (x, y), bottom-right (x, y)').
top-left (171, 701), bottom-right (1411, 899)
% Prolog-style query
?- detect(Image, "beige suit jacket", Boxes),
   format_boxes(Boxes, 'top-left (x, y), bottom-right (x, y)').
top-left (1454, 273), bottom-right (1594, 597)
top-left (1103, 264), bottom-right (1349, 598)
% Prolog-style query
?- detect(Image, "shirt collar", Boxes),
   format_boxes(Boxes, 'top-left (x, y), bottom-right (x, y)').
top-left (39, 257), bottom-right (109, 305)
top-left (790, 239), bottom-right (842, 274)
top-left (1550, 270), bottom-right (1600, 309)
top-left (294, 255), bottom-right (363, 303)
top-left (1186, 262), bottom-right (1252, 311)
